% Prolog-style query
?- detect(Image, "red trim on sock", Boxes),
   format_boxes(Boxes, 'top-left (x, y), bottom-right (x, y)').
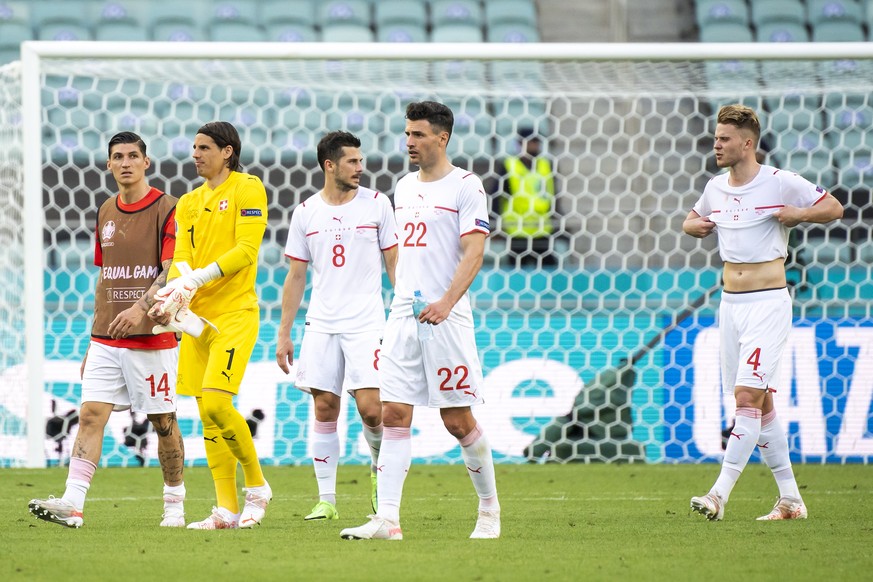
top-left (459, 423), bottom-right (483, 447)
top-left (313, 420), bottom-right (338, 434)
top-left (383, 426), bottom-right (411, 440)
top-left (736, 407), bottom-right (762, 419)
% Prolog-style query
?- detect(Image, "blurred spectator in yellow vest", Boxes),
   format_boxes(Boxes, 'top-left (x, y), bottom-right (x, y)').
top-left (495, 127), bottom-right (557, 267)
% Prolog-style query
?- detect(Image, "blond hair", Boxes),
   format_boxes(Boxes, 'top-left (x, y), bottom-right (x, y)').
top-left (717, 104), bottom-right (761, 145)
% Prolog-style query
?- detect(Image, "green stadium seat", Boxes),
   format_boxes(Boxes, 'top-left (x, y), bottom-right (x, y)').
top-left (30, 0), bottom-right (91, 29)
top-left (321, 23), bottom-right (375, 42)
top-left (260, 0), bottom-right (317, 27)
top-left (484, 0), bottom-right (538, 27)
top-left (91, 1), bottom-right (147, 27)
top-left (770, 129), bottom-right (833, 183)
top-left (374, 0), bottom-right (427, 28)
top-left (377, 23), bottom-right (428, 43)
top-left (0, 21), bottom-right (31, 55)
top-left (265, 23), bottom-right (319, 42)
top-left (704, 60), bottom-right (759, 92)
top-left (208, 0), bottom-right (259, 25)
top-left (750, 0), bottom-right (806, 27)
top-left (695, 0), bottom-right (750, 27)
top-left (95, 21), bottom-right (149, 41)
top-left (37, 23), bottom-right (93, 41)
top-left (431, 22), bottom-right (483, 42)
top-left (152, 23), bottom-right (205, 42)
top-left (807, 0), bottom-right (864, 26)
top-left (0, 47), bottom-right (19, 65)
top-left (812, 20), bottom-right (865, 41)
top-left (763, 95), bottom-right (823, 133)
top-left (486, 22), bottom-right (540, 42)
top-left (0, 1), bottom-right (31, 26)
top-left (431, 0), bottom-right (483, 27)
top-left (699, 22), bottom-right (754, 42)
top-left (318, 0), bottom-right (371, 27)
top-left (209, 21), bottom-right (266, 41)
top-left (756, 21), bottom-right (809, 41)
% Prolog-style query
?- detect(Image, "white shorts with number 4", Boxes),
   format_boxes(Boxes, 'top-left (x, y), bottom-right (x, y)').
top-left (295, 330), bottom-right (382, 395)
top-left (81, 341), bottom-right (179, 414)
top-left (719, 287), bottom-right (791, 393)
top-left (379, 316), bottom-right (485, 408)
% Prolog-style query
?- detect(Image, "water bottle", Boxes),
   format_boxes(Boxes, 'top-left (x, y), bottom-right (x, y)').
top-left (412, 290), bottom-right (433, 341)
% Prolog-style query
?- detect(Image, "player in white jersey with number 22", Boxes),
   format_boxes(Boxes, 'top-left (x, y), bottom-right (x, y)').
top-left (277, 131), bottom-right (398, 522)
top-left (341, 101), bottom-right (500, 541)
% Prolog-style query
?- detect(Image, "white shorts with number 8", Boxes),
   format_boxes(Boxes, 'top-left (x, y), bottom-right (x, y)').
top-left (379, 316), bottom-right (485, 408)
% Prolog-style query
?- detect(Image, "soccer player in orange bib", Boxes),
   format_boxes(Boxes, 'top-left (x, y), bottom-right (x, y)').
top-left (151, 121), bottom-right (271, 529)
top-left (29, 132), bottom-right (186, 528)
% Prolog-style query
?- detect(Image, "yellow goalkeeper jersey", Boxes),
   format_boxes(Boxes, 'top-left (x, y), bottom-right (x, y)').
top-left (171, 171), bottom-right (267, 319)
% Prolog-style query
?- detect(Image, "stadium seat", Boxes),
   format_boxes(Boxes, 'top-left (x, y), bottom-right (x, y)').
top-left (0, 21), bottom-right (32, 58)
top-left (265, 23), bottom-right (319, 42)
top-left (484, 0), bottom-right (538, 27)
top-left (695, 0), bottom-right (750, 27)
top-left (756, 21), bottom-right (809, 41)
top-left (431, 22), bottom-right (484, 42)
top-left (704, 60), bottom-right (759, 92)
top-left (152, 23), bottom-right (206, 42)
top-left (807, 0), bottom-right (864, 26)
top-left (750, 0), bottom-right (806, 27)
top-left (770, 129), bottom-right (833, 182)
top-left (30, 0), bottom-right (91, 29)
top-left (321, 22), bottom-right (375, 42)
top-left (374, 0), bottom-right (427, 28)
top-left (209, 21), bottom-right (266, 41)
top-left (37, 23), bottom-right (93, 41)
top-left (763, 95), bottom-right (823, 133)
top-left (91, 1), bottom-right (147, 27)
top-left (812, 20), bottom-right (865, 41)
top-left (95, 21), bottom-right (149, 41)
top-left (0, 47), bottom-right (19, 65)
top-left (377, 23), bottom-right (428, 43)
top-left (0, 1), bottom-right (31, 26)
top-left (431, 0), bottom-right (484, 27)
top-left (260, 0), bottom-right (317, 27)
top-left (208, 0), bottom-right (259, 25)
top-left (318, 0), bottom-right (371, 27)
top-left (486, 23), bottom-right (540, 42)
top-left (698, 22), bottom-right (754, 41)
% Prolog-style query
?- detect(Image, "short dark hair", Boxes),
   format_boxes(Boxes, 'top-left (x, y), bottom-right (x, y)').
top-left (108, 131), bottom-right (146, 158)
top-left (197, 121), bottom-right (242, 171)
top-left (406, 100), bottom-right (454, 139)
top-left (317, 131), bottom-right (362, 171)
top-left (717, 104), bottom-right (761, 145)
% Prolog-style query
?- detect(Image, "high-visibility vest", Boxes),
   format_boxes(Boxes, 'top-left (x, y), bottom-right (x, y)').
top-left (501, 156), bottom-right (554, 237)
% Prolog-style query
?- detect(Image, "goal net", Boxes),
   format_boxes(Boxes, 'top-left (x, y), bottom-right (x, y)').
top-left (2, 42), bottom-right (871, 467)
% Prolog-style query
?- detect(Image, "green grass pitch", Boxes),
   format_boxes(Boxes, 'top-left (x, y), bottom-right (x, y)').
top-left (3, 464), bottom-right (871, 581)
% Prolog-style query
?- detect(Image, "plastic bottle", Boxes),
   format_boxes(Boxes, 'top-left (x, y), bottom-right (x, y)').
top-left (412, 290), bottom-right (433, 341)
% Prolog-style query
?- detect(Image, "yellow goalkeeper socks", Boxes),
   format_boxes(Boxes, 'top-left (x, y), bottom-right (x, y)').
top-left (197, 399), bottom-right (240, 514)
top-left (202, 390), bottom-right (266, 489)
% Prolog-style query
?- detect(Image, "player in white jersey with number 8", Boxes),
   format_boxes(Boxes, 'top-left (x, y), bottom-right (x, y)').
top-left (277, 131), bottom-right (398, 521)
top-left (341, 101), bottom-right (500, 541)
top-left (685, 104), bottom-right (842, 522)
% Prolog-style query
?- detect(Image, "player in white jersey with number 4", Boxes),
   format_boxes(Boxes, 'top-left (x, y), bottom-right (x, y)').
top-left (341, 101), bottom-right (500, 542)
top-left (277, 131), bottom-right (398, 522)
top-left (684, 104), bottom-right (842, 522)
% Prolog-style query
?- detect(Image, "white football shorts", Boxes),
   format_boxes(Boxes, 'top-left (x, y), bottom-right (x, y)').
top-left (81, 341), bottom-right (179, 414)
top-left (295, 330), bottom-right (382, 395)
top-left (719, 287), bottom-right (791, 393)
top-left (379, 315), bottom-right (485, 408)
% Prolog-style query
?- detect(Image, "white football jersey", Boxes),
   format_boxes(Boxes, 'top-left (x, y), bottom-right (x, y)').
top-left (284, 187), bottom-right (398, 333)
top-left (692, 165), bottom-right (828, 263)
top-left (391, 167), bottom-right (490, 327)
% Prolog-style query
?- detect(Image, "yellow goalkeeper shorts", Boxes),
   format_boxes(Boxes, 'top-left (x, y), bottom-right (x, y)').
top-left (176, 307), bottom-right (259, 396)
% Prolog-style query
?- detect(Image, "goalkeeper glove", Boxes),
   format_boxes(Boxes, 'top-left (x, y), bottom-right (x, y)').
top-left (148, 261), bottom-right (222, 319)
top-left (152, 305), bottom-right (219, 338)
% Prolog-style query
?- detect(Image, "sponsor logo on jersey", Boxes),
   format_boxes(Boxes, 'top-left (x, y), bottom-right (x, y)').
top-left (240, 209), bottom-right (262, 216)
top-left (475, 218), bottom-right (490, 229)
top-left (101, 221), bottom-right (116, 241)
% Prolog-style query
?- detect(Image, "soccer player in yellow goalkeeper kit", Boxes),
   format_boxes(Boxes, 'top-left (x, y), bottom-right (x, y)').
top-left (152, 121), bottom-right (271, 529)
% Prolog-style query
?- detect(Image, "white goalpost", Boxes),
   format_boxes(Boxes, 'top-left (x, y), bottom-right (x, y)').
top-left (3, 41), bottom-right (872, 468)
